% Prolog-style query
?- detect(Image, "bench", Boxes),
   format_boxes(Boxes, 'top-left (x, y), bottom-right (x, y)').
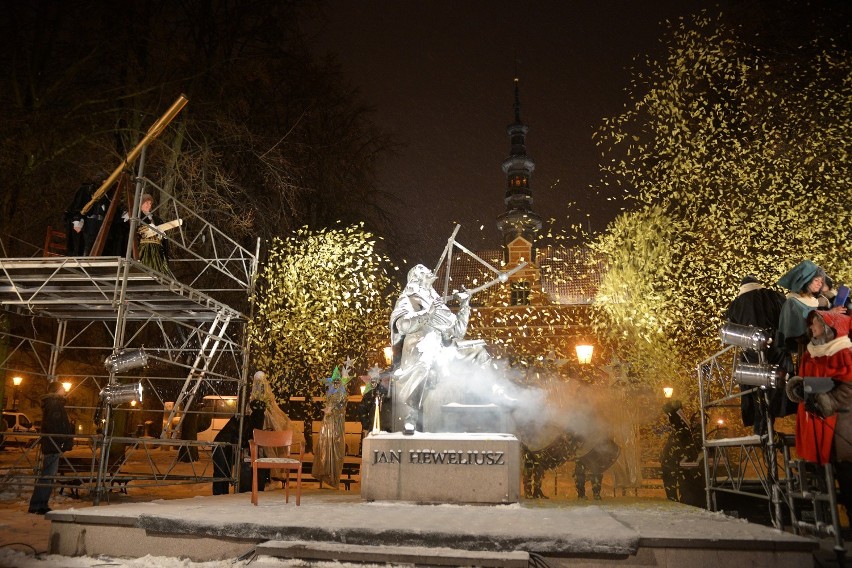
top-left (298, 454), bottom-right (360, 490)
top-left (56, 454), bottom-right (129, 498)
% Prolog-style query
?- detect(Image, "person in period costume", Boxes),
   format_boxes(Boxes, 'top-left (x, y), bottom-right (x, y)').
top-left (522, 432), bottom-right (580, 499)
top-left (776, 260), bottom-right (831, 374)
top-left (725, 274), bottom-right (789, 431)
top-left (64, 175), bottom-right (111, 256)
top-left (212, 399), bottom-right (266, 495)
top-left (660, 399), bottom-right (704, 506)
top-left (249, 371), bottom-right (304, 445)
top-left (312, 366), bottom-right (349, 488)
top-left (137, 193), bottom-right (173, 277)
top-left (573, 436), bottom-right (620, 501)
top-left (786, 310), bottom-right (852, 518)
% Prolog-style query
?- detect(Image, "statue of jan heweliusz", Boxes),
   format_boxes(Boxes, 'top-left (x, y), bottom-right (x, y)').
top-left (390, 264), bottom-right (491, 434)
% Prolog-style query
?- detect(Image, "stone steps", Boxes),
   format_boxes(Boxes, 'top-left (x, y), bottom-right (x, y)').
top-left (255, 539), bottom-right (530, 567)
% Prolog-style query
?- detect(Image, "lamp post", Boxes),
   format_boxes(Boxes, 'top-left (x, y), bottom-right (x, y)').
top-left (575, 344), bottom-right (594, 366)
top-left (11, 376), bottom-right (22, 411)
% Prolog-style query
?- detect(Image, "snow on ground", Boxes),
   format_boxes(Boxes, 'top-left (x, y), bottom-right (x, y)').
top-left (0, 549), bottom-right (404, 568)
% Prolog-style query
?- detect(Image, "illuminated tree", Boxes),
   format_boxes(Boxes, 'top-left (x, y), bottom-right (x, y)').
top-left (249, 223), bottom-right (396, 398)
top-left (591, 11), bottom-right (852, 394)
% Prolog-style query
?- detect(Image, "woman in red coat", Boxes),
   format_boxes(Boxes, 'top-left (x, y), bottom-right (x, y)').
top-left (788, 310), bottom-right (852, 516)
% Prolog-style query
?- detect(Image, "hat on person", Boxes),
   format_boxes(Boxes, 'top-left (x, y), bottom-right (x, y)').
top-left (253, 371), bottom-right (267, 381)
top-left (777, 260), bottom-right (823, 293)
top-left (808, 310), bottom-right (852, 340)
top-left (140, 194), bottom-right (154, 206)
top-left (740, 275), bottom-right (761, 286)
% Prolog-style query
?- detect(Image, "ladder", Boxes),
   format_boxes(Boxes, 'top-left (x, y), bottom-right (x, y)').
top-left (161, 311), bottom-right (233, 439)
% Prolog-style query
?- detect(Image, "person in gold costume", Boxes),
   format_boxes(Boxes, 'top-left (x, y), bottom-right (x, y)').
top-left (312, 366), bottom-right (349, 488)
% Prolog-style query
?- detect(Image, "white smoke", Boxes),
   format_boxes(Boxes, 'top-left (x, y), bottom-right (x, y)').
top-left (419, 352), bottom-right (613, 452)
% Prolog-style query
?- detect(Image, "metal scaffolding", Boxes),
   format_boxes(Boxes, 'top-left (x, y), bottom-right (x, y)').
top-left (0, 170), bottom-right (259, 504)
top-left (697, 344), bottom-right (845, 558)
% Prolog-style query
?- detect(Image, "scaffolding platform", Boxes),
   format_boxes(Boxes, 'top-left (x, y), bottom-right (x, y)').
top-left (0, 176), bottom-right (259, 503)
top-left (0, 256), bottom-right (243, 322)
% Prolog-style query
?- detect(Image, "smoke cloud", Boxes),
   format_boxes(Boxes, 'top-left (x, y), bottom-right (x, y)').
top-left (420, 352), bottom-right (618, 452)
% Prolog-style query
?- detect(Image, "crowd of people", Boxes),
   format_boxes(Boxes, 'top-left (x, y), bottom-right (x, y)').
top-left (722, 260), bottom-right (852, 519)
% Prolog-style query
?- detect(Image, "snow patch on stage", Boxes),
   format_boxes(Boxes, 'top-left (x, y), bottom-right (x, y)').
top-left (45, 490), bottom-right (815, 566)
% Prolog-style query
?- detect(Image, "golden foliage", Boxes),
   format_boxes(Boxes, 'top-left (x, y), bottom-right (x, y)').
top-left (248, 223), bottom-right (396, 397)
top-left (591, 12), bottom-right (852, 393)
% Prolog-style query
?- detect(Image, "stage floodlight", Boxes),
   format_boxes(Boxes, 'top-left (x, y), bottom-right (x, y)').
top-left (99, 382), bottom-right (143, 405)
top-left (104, 348), bottom-right (149, 374)
top-left (733, 363), bottom-right (785, 389)
top-left (720, 322), bottom-right (772, 352)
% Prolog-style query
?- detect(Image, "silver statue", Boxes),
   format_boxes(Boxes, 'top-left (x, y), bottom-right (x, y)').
top-left (390, 264), bottom-right (490, 433)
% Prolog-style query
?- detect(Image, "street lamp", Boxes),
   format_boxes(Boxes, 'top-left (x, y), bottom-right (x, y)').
top-left (383, 346), bottom-right (393, 367)
top-left (11, 376), bottom-right (22, 411)
top-left (663, 387), bottom-right (674, 398)
top-left (575, 344), bottom-right (594, 365)
top-left (62, 381), bottom-right (72, 393)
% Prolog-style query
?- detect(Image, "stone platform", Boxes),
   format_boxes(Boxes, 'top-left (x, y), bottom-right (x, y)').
top-left (45, 490), bottom-right (817, 567)
top-left (361, 431), bottom-right (520, 503)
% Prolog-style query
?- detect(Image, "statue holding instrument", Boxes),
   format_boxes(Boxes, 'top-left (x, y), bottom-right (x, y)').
top-left (389, 226), bottom-right (527, 434)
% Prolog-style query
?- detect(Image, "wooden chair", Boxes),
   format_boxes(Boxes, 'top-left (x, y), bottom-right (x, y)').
top-left (249, 428), bottom-right (303, 506)
top-left (43, 226), bottom-right (67, 257)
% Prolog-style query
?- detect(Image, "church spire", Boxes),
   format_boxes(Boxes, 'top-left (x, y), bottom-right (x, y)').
top-left (496, 78), bottom-right (542, 258)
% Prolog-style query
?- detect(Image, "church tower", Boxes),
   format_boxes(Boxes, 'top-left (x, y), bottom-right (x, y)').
top-left (496, 78), bottom-right (542, 262)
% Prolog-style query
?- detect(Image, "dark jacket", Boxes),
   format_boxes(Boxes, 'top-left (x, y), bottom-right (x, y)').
top-left (214, 400), bottom-right (266, 447)
top-left (39, 392), bottom-right (71, 455)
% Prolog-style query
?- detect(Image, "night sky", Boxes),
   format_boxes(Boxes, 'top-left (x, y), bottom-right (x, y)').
top-left (305, 0), bottom-right (721, 264)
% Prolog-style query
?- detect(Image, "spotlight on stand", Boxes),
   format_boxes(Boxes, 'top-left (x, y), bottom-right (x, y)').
top-left (104, 348), bottom-right (148, 374)
top-left (733, 363), bottom-right (786, 389)
top-left (720, 322), bottom-right (772, 352)
top-left (99, 382), bottom-right (143, 405)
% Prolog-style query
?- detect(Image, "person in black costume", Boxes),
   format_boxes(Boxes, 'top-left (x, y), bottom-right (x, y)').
top-left (356, 371), bottom-right (392, 433)
top-left (64, 177), bottom-right (107, 256)
top-left (211, 399), bottom-right (267, 495)
top-left (522, 434), bottom-right (581, 499)
top-left (660, 399), bottom-right (704, 505)
top-left (724, 274), bottom-right (790, 433)
top-left (574, 438), bottom-right (620, 500)
top-left (63, 174), bottom-right (128, 257)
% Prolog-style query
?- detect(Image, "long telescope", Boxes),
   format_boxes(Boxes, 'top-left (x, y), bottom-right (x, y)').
top-left (81, 94), bottom-right (189, 214)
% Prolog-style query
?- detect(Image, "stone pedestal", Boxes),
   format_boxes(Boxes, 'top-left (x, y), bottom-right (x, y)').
top-left (361, 432), bottom-right (520, 504)
top-left (441, 403), bottom-right (508, 433)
